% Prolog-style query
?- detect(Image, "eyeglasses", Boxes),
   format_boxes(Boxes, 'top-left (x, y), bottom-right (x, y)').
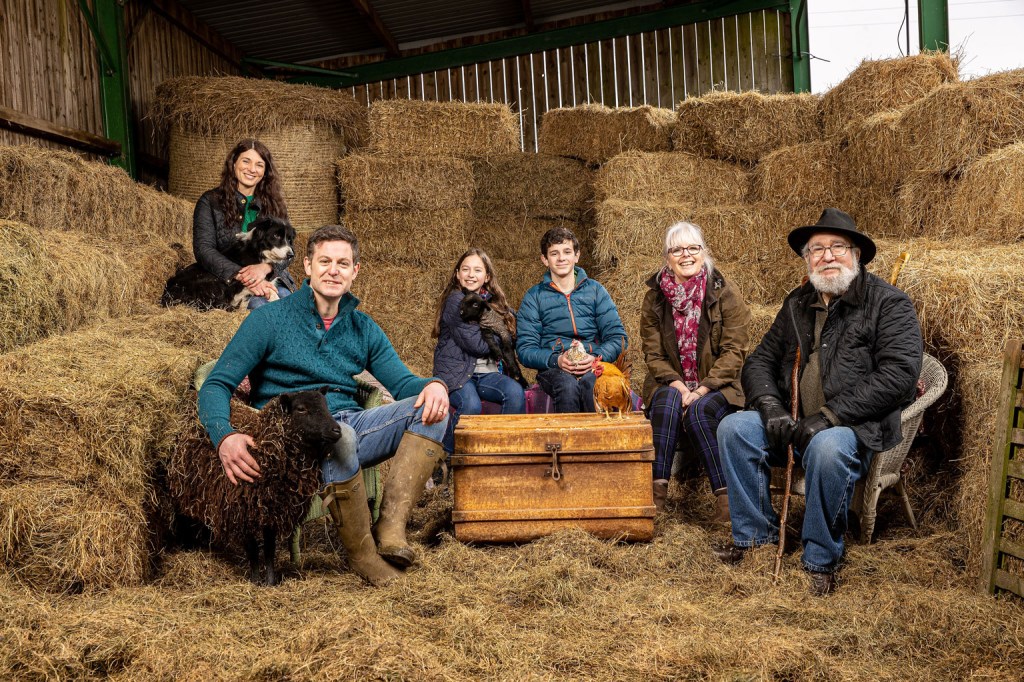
top-left (667, 245), bottom-right (703, 258)
top-left (806, 242), bottom-right (853, 258)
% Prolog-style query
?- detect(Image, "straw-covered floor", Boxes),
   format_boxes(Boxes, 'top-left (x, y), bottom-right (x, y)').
top-left (538, 104), bottom-right (676, 165)
top-left (673, 91), bottom-right (822, 164)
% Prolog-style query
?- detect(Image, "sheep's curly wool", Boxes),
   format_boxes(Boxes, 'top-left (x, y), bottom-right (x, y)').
top-left (167, 396), bottom-right (322, 546)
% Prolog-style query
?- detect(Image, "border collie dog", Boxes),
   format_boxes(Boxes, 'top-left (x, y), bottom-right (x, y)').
top-left (161, 217), bottom-right (296, 311)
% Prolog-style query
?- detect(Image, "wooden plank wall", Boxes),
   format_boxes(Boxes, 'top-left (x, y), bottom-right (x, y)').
top-left (0, 0), bottom-right (239, 175)
top-left (347, 10), bottom-right (793, 152)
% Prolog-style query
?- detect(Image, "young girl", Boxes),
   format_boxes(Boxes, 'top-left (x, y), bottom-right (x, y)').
top-left (192, 139), bottom-right (294, 309)
top-left (433, 248), bottom-right (527, 453)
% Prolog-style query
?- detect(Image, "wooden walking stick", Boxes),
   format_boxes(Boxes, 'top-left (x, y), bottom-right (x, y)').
top-left (774, 346), bottom-right (801, 581)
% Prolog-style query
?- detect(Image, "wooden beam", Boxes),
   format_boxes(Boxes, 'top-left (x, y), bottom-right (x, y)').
top-left (0, 105), bottom-right (120, 157)
top-left (521, 0), bottom-right (535, 32)
top-left (349, 0), bottom-right (400, 58)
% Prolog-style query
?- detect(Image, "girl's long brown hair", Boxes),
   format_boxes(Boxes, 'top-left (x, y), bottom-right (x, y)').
top-left (215, 139), bottom-right (288, 229)
top-left (432, 248), bottom-right (516, 338)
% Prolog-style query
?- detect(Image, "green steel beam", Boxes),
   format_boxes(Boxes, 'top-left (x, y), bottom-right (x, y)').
top-left (242, 57), bottom-right (358, 77)
top-left (289, 0), bottom-right (790, 88)
top-left (789, 0), bottom-right (810, 92)
top-left (81, 0), bottom-right (135, 176)
top-left (917, 0), bottom-right (950, 52)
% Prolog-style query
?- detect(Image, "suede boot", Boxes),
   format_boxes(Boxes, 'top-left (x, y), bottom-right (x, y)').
top-left (653, 479), bottom-right (669, 513)
top-left (712, 491), bottom-right (731, 527)
top-left (374, 432), bottom-right (443, 567)
top-left (321, 473), bottom-right (401, 586)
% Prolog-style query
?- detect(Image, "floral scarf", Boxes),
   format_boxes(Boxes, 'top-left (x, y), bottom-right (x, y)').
top-left (658, 266), bottom-right (706, 390)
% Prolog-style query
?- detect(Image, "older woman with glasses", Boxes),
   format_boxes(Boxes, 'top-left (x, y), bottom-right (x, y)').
top-left (640, 221), bottom-right (751, 520)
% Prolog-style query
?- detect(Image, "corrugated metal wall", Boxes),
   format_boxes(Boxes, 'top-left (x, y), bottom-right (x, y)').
top-left (348, 10), bottom-right (793, 151)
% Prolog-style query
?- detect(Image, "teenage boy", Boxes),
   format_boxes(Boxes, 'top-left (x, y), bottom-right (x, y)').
top-left (516, 227), bottom-right (627, 412)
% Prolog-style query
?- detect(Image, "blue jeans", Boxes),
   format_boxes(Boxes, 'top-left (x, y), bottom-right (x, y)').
top-left (443, 372), bottom-right (527, 452)
top-left (537, 367), bottom-right (597, 413)
top-left (320, 396), bottom-right (449, 483)
top-left (718, 410), bottom-right (870, 573)
top-left (247, 284), bottom-right (292, 310)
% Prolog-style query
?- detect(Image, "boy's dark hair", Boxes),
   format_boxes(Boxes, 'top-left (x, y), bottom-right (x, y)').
top-left (540, 226), bottom-right (580, 256)
top-left (306, 224), bottom-right (359, 263)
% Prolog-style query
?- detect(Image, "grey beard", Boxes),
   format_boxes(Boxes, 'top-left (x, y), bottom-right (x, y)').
top-left (809, 260), bottom-right (859, 296)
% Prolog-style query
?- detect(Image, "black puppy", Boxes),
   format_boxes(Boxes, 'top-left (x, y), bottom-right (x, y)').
top-left (161, 216), bottom-right (296, 311)
top-left (459, 292), bottom-right (528, 388)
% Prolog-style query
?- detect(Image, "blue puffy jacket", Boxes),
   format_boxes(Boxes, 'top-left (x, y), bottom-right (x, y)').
top-left (516, 267), bottom-right (627, 370)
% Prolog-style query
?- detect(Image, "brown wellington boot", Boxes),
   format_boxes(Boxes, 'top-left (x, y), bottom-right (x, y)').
top-left (711, 491), bottom-right (731, 527)
top-left (321, 473), bottom-right (402, 586)
top-left (374, 432), bottom-right (443, 568)
top-left (653, 479), bottom-right (669, 513)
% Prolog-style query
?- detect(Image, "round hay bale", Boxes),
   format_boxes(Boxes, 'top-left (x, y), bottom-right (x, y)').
top-left (472, 153), bottom-right (594, 220)
top-left (900, 69), bottom-right (1024, 174)
top-left (750, 141), bottom-right (841, 228)
top-left (949, 142), bottom-right (1024, 242)
top-left (538, 104), bottom-right (676, 165)
top-left (820, 52), bottom-right (959, 137)
top-left (345, 208), bottom-right (470, 268)
top-left (368, 99), bottom-right (520, 157)
top-left (0, 220), bottom-right (181, 353)
top-left (673, 91), bottom-right (822, 164)
top-left (168, 123), bottom-right (345, 228)
top-left (595, 151), bottom-right (749, 204)
top-left (337, 153), bottom-right (474, 211)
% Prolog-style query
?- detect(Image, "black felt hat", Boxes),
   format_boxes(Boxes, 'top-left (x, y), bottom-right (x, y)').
top-left (787, 208), bottom-right (876, 265)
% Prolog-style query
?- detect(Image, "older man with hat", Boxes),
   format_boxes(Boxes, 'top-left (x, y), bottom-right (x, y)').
top-left (712, 208), bottom-right (922, 595)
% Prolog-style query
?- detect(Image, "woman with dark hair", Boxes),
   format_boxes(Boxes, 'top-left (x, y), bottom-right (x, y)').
top-left (641, 221), bottom-right (751, 519)
top-left (193, 139), bottom-right (295, 308)
top-left (432, 248), bottom-right (527, 453)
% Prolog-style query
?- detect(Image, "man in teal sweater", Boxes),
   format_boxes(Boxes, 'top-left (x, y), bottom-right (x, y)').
top-left (199, 224), bottom-right (449, 586)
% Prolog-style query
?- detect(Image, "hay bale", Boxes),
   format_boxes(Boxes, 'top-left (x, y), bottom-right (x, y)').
top-left (345, 208), bottom-right (470, 268)
top-left (839, 183), bottom-right (903, 239)
top-left (368, 99), bottom-right (520, 157)
top-left (896, 173), bottom-right (959, 239)
top-left (471, 153), bottom-right (594, 220)
top-left (538, 105), bottom-right (676, 165)
top-left (673, 91), bottom-right (822, 164)
top-left (337, 153), bottom-right (475, 211)
top-left (950, 143), bottom-right (1024, 242)
top-left (820, 52), bottom-right (959, 137)
top-left (594, 151), bottom-right (748, 204)
top-left (351, 262), bottom-right (450, 377)
top-left (0, 145), bottom-right (193, 244)
top-left (749, 140), bottom-right (841, 227)
top-left (492, 257), bottom-right (546, 311)
top-left (900, 69), bottom-right (1024, 174)
top-left (468, 214), bottom-right (577, 261)
top-left (0, 220), bottom-right (180, 352)
top-left (838, 109), bottom-right (909, 189)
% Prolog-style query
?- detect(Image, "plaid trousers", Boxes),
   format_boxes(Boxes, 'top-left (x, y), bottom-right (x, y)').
top-left (647, 385), bottom-right (737, 492)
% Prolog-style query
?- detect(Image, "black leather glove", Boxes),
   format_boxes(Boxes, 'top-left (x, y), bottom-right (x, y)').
top-left (755, 396), bottom-right (796, 452)
top-left (793, 413), bottom-right (832, 453)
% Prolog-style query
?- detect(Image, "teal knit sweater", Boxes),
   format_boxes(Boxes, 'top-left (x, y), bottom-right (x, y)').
top-left (199, 283), bottom-right (436, 447)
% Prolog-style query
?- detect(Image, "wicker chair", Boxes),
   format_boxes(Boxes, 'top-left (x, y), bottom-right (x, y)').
top-left (776, 353), bottom-right (948, 543)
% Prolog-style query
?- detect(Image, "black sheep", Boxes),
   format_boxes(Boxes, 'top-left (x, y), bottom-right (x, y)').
top-left (459, 292), bottom-right (528, 388)
top-left (167, 387), bottom-right (340, 585)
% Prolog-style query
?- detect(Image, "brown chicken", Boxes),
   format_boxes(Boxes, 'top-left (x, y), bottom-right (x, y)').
top-left (592, 355), bottom-right (632, 419)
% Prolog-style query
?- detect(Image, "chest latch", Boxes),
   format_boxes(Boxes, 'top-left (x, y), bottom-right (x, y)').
top-left (544, 442), bottom-right (563, 481)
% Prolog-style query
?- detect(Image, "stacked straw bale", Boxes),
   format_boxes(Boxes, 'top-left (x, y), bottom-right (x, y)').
top-left (538, 104), bottom-right (676, 165)
top-left (950, 142), bottom-right (1024, 242)
top-left (749, 140), bottom-right (841, 228)
top-left (0, 145), bottom-right (193, 244)
top-left (471, 153), bottom-right (593, 220)
top-left (820, 52), bottom-right (959, 136)
top-left (594, 151), bottom-right (749, 204)
top-left (368, 99), bottom-right (520, 156)
top-left (899, 69), bottom-right (1024, 174)
top-left (673, 91), bottom-right (822, 164)
top-left (0, 307), bottom-right (244, 591)
top-left (895, 173), bottom-right (959, 239)
top-left (0, 220), bottom-right (180, 352)
top-left (154, 76), bottom-right (368, 228)
top-left (469, 215), bottom-right (578, 261)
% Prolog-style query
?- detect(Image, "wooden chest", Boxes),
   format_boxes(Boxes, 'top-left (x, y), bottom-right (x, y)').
top-left (451, 413), bottom-right (656, 543)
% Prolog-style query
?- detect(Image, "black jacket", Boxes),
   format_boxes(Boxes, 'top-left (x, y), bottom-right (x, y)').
top-left (192, 189), bottom-right (296, 289)
top-left (742, 270), bottom-right (922, 452)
